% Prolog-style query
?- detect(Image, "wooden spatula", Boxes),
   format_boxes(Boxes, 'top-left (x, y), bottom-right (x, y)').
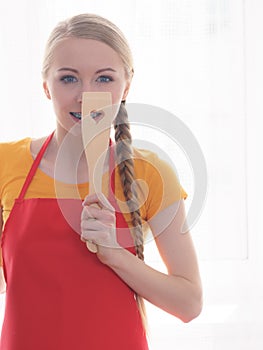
top-left (81, 92), bottom-right (113, 253)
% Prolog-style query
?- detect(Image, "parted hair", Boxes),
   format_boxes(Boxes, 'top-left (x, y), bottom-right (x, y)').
top-left (42, 14), bottom-right (146, 325)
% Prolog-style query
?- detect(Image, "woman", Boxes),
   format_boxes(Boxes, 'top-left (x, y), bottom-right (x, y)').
top-left (0, 13), bottom-right (202, 349)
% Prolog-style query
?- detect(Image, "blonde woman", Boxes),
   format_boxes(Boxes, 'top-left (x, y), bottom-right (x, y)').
top-left (0, 14), bottom-right (202, 349)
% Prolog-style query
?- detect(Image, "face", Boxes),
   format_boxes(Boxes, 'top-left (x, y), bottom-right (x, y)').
top-left (43, 37), bottom-right (131, 134)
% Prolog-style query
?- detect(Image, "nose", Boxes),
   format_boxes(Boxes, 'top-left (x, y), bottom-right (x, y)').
top-left (77, 82), bottom-right (94, 103)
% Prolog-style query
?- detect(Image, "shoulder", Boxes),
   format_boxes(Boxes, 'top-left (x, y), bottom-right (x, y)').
top-left (132, 147), bottom-right (187, 217)
top-left (0, 137), bottom-right (32, 155)
top-left (133, 147), bottom-right (180, 182)
top-left (133, 147), bottom-right (160, 164)
top-left (0, 137), bottom-right (32, 176)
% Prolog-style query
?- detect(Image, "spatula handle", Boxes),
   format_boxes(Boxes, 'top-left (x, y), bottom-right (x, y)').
top-left (86, 240), bottom-right (98, 253)
top-left (81, 92), bottom-right (113, 254)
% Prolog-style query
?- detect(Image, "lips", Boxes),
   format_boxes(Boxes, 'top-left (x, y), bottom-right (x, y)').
top-left (70, 112), bottom-right (81, 120)
top-left (70, 111), bottom-right (104, 120)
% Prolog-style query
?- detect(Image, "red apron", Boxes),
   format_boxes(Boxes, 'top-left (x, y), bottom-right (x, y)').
top-left (0, 133), bottom-right (148, 350)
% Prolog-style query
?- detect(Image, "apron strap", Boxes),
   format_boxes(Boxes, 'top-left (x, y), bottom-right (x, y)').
top-left (18, 132), bottom-right (55, 200)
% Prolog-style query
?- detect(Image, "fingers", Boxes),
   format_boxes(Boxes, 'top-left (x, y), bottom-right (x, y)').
top-left (82, 192), bottom-right (115, 212)
top-left (80, 217), bottom-right (117, 249)
top-left (81, 212), bottom-right (114, 231)
top-left (80, 192), bottom-right (118, 250)
top-left (81, 205), bottom-right (114, 223)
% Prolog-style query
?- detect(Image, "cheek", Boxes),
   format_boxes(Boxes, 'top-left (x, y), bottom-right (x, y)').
top-left (111, 84), bottom-right (128, 105)
top-left (50, 88), bottom-right (74, 109)
top-left (111, 94), bottom-right (122, 107)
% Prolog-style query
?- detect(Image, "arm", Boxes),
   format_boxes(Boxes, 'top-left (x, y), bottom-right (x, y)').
top-left (109, 200), bottom-right (202, 322)
top-left (0, 207), bottom-right (6, 293)
top-left (81, 196), bottom-right (202, 322)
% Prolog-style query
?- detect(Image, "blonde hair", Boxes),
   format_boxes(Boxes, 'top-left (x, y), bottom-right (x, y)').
top-left (42, 13), bottom-right (133, 79)
top-left (42, 14), bottom-right (146, 327)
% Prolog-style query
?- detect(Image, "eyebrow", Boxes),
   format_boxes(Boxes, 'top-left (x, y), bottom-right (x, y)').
top-left (57, 67), bottom-right (78, 73)
top-left (95, 68), bottom-right (116, 74)
top-left (57, 67), bottom-right (117, 74)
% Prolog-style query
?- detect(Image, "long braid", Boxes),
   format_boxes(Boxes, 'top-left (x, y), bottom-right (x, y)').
top-left (114, 101), bottom-right (147, 327)
top-left (114, 102), bottom-right (144, 260)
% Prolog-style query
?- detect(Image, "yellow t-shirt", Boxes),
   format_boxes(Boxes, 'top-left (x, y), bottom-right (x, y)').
top-left (0, 137), bottom-right (187, 261)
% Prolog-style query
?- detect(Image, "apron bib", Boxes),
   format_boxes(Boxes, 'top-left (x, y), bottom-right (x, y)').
top-left (1, 133), bottom-right (148, 350)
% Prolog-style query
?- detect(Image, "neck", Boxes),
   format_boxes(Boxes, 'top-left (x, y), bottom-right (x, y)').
top-left (51, 127), bottom-right (89, 183)
top-left (52, 126), bottom-right (111, 184)
top-left (53, 128), bottom-right (85, 159)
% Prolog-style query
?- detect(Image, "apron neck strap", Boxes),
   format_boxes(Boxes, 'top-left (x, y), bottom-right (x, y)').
top-left (18, 132), bottom-right (55, 200)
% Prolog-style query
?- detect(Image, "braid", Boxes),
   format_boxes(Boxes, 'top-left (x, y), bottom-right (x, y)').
top-left (114, 101), bottom-right (144, 260)
top-left (114, 101), bottom-right (147, 329)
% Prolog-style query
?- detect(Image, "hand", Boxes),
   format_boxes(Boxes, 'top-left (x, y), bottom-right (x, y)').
top-left (81, 193), bottom-right (121, 264)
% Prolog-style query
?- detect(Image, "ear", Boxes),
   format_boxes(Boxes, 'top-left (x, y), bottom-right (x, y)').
top-left (122, 80), bottom-right (131, 102)
top-left (43, 81), bottom-right (51, 100)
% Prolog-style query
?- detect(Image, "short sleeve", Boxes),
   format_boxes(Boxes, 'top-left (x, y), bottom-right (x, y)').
top-left (133, 149), bottom-right (187, 221)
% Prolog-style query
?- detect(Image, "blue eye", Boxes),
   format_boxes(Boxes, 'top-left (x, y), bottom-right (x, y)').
top-left (96, 76), bottom-right (113, 83)
top-left (60, 75), bottom-right (78, 84)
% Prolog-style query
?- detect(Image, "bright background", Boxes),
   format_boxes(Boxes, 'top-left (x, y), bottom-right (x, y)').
top-left (0, 0), bottom-right (262, 349)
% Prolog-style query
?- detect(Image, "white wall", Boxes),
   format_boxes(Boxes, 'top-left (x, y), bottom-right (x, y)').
top-left (1, 0), bottom-right (263, 348)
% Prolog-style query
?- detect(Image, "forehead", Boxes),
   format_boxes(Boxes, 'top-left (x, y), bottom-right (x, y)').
top-left (51, 37), bottom-right (124, 71)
